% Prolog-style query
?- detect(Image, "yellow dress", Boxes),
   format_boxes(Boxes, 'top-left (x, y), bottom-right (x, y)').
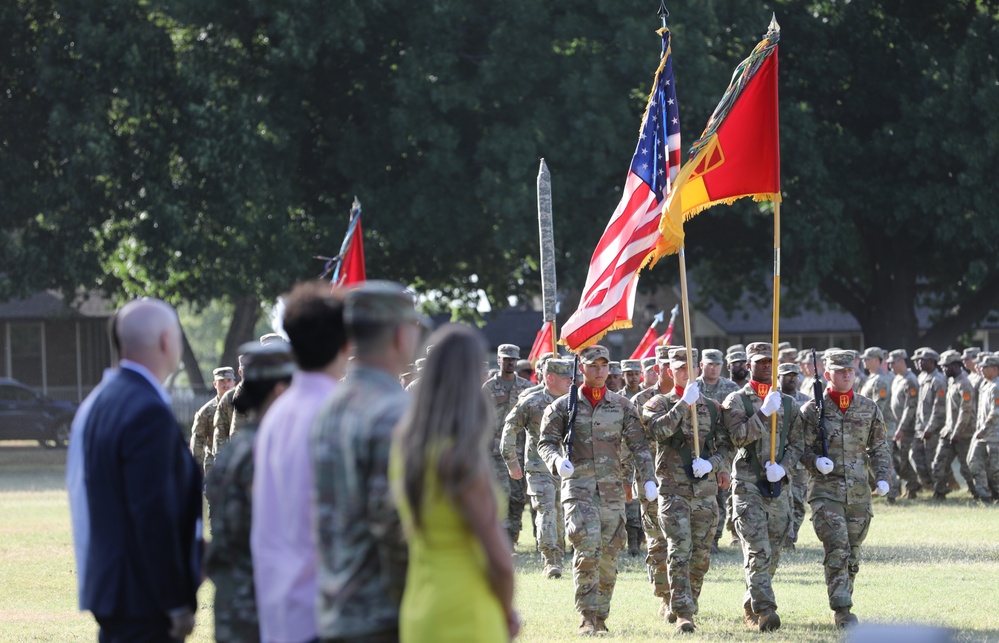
top-left (391, 448), bottom-right (507, 643)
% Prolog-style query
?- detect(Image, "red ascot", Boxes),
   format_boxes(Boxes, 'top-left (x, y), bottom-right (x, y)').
top-left (673, 385), bottom-right (685, 398)
top-left (750, 379), bottom-right (771, 398)
top-left (829, 387), bottom-right (853, 410)
top-left (581, 385), bottom-right (606, 407)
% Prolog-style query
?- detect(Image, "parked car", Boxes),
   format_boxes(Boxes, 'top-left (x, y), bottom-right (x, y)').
top-left (0, 378), bottom-right (77, 448)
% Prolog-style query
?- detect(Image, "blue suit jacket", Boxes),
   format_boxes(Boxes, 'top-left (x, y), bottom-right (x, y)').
top-left (82, 367), bottom-right (203, 617)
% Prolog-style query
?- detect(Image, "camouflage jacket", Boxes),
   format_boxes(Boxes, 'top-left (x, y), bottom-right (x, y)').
top-left (695, 376), bottom-right (741, 404)
top-left (213, 384), bottom-right (247, 455)
top-left (861, 371), bottom-right (896, 435)
top-left (975, 378), bottom-right (999, 443)
top-left (641, 390), bottom-right (732, 499)
top-left (482, 374), bottom-right (532, 462)
top-left (943, 371), bottom-right (976, 440)
top-left (800, 375), bottom-right (826, 399)
top-left (890, 370), bottom-right (919, 435)
top-left (800, 390), bottom-right (893, 505)
top-left (190, 395), bottom-right (220, 473)
top-left (916, 370), bottom-right (947, 437)
top-left (630, 385), bottom-right (660, 410)
top-left (312, 366), bottom-right (409, 639)
top-left (501, 387), bottom-right (555, 475)
top-left (538, 390), bottom-right (654, 507)
top-left (720, 383), bottom-right (805, 496)
top-left (204, 422), bottom-right (259, 642)
top-left (853, 371), bottom-right (867, 394)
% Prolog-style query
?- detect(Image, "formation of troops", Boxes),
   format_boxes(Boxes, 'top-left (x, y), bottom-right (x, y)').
top-left (193, 315), bottom-right (999, 638)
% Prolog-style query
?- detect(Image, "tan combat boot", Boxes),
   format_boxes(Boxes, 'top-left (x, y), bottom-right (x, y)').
top-left (757, 607), bottom-right (781, 632)
top-left (577, 613), bottom-right (597, 636)
top-left (833, 606), bottom-right (858, 629)
top-left (742, 604), bottom-right (759, 628)
top-left (674, 613), bottom-right (695, 633)
top-left (593, 616), bottom-right (609, 633)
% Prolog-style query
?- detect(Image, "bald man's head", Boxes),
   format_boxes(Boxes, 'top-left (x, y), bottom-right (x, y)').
top-left (116, 299), bottom-right (182, 382)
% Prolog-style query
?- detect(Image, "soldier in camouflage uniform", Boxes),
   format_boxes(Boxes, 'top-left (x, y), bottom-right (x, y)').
top-left (622, 359), bottom-right (644, 399)
top-left (859, 347), bottom-right (900, 502)
top-left (717, 349), bottom-right (751, 549)
top-left (694, 349), bottom-right (738, 554)
top-left (502, 358), bottom-right (574, 578)
top-left (798, 349), bottom-right (826, 399)
top-left (641, 355), bottom-right (659, 389)
top-left (969, 353), bottom-right (999, 502)
top-left (911, 348), bottom-right (947, 491)
top-left (190, 367), bottom-right (235, 480)
top-left (312, 282), bottom-right (422, 641)
top-left (799, 350), bottom-right (893, 629)
top-left (721, 342), bottom-right (805, 632)
top-left (620, 359), bottom-right (645, 555)
top-left (777, 362), bottom-right (811, 549)
top-left (212, 363), bottom-right (242, 458)
top-left (930, 350), bottom-right (976, 499)
top-left (205, 342), bottom-right (295, 643)
top-left (888, 349), bottom-right (921, 499)
top-left (642, 347), bottom-right (732, 633)
top-left (483, 343), bottom-right (533, 545)
top-left (538, 345), bottom-right (656, 636)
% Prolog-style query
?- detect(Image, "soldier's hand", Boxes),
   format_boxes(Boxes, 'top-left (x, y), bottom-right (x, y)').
top-left (507, 464), bottom-right (523, 480)
top-left (717, 470), bottom-right (732, 489)
top-left (681, 381), bottom-right (700, 406)
top-left (815, 456), bottom-right (834, 475)
top-left (764, 461), bottom-right (786, 483)
top-left (691, 457), bottom-right (713, 478)
top-left (557, 457), bottom-right (575, 479)
top-left (875, 480), bottom-right (890, 496)
top-left (168, 608), bottom-right (195, 640)
top-left (760, 390), bottom-right (782, 417)
top-left (644, 480), bottom-right (658, 501)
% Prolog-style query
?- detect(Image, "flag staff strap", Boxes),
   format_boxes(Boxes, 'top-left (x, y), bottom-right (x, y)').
top-left (770, 202), bottom-right (781, 465)
top-left (677, 245), bottom-right (700, 458)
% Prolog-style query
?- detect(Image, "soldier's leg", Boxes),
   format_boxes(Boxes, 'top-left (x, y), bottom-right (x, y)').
top-left (493, 458), bottom-right (512, 535)
top-left (809, 499), bottom-right (854, 610)
top-left (954, 438), bottom-right (973, 490)
top-left (967, 439), bottom-right (992, 499)
top-left (528, 472), bottom-right (561, 571)
top-left (732, 491), bottom-right (778, 614)
top-left (896, 430), bottom-right (921, 494)
top-left (789, 466), bottom-right (807, 543)
top-left (658, 495), bottom-right (695, 616)
top-left (843, 503), bottom-right (873, 596)
top-left (508, 475), bottom-right (527, 544)
top-left (714, 485), bottom-right (729, 543)
top-left (564, 498), bottom-right (603, 617)
top-left (641, 496), bottom-right (670, 603)
top-left (688, 495), bottom-right (720, 609)
top-left (625, 499), bottom-right (643, 556)
top-left (930, 437), bottom-right (954, 495)
top-left (764, 491), bottom-right (792, 577)
top-left (726, 489), bottom-right (739, 544)
top-left (985, 444), bottom-right (999, 499)
top-left (595, 502), bottom-right (627, 621)
top-left (910, 433), bottom-right (936, 489)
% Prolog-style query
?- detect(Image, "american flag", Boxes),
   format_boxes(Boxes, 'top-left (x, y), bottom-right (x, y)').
top-left (560, 28), bottom-right (681, 350)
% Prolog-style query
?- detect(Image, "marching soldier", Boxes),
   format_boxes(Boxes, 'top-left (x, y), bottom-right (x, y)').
top-left (696, 348), bottom-right (739, 554)
top-left (859, 348), bottom-right (900, 502)
top-left (213, 356), bottom-right (246, 457)
top-left (727, 350), bottom-right (750, 389)
top-left (799, 350), bottom-right (892, 629)
top-left (622, 359), bottom-right (644, 398)
top-left (191, 367), bottom-right (235, 479)
top-left (641, 356), bottom-right (659, 389)
top-left (911, 348), bottom-right (947, 492)
top-left (969, 353), bottom-right (999, 502)
top-left (777, 362), bottom-right (810, 550)
top-left (642, 347), bottom-right (732, 633)
top-left (538, 346), bottom-right (656, 635)
top-left (798, 349), bottom-right (826, 399)
top-left (721, 342), bottom-right (805, 632)
top-left (606, 361), bottom-right (624, 393)
top-left (963, 348), bottom-right (983, 392)
top-left (888, 349), bottom-right (922, 499)
top-left (931, 350), bottom-right (976, 499)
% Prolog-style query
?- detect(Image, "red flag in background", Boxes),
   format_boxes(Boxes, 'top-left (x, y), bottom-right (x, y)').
top-left (335, 215), bottom-right (366, 287)
top-left (630, 325), bottom-right (660, 360)
top-left (527, 322), bottom-right (555, 383)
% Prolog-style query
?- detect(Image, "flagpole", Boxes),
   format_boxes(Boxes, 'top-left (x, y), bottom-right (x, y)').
top-left (677, 245), bottom-right (700, 459)
top-left (537, 159), bottom-right (559, 357)
top-left (770, 202), bottom-right (781, 466)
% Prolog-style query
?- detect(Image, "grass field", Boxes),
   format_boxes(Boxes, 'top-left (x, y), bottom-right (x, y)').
top-left (2, 443), bottom-right (998, 642)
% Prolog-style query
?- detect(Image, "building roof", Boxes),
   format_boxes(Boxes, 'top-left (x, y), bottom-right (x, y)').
top-left (431, 309), bottom-right (543, 357)
top-left (0, 290), bottom-right (114, 320)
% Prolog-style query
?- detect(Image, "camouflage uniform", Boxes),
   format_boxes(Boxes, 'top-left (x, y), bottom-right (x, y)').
top-left (890, 360), bottom-right (921, 494)
top-left (191, 395), bottom-right (221, 478)
top-left (642, 384), bottom-right (732, 617)
top-left (860, 367), bottom-right (900, 498)
top-left (631, 384), bottom-right (670, 601)
top-left (931, 365), bottom-right (975, 495)
top-left (969, 370), bottom-right (999, 499)
top-left (786, 389), bottom-right (812, 544)
top-left (799, 377), bottom-right (892, 612)
top-left (312, 365), bottom-right (409, 639)
top-left (538, 381), bottom-right (654, 624)
top-left (501, 385), bottom-right (564, 571)
top-left (213, 383), bottom-right (247, 457)
top-left (483, 370), bottom-right (532, 542)
top-left (721, 379), bottom-right (804, 616)
top-left (204, 422), bottom-right (260, 642)
top-left (911, 364), bottom-right (947, 488)
top-left (696, 371), bottom-right (740, 548)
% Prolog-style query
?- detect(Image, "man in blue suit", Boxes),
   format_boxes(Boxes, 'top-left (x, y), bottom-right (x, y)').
top-left (81, 299), bottom-right (203, 642)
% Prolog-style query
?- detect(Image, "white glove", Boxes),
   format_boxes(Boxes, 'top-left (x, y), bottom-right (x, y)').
top-left (691, 457), bottom-right (713, 478)
top-left (760, 390), bottom-right (782, 417)
top-left (644, 480), bottom-right (658, 501)
top-left (876, 480), bottom-right (890, 496)
top-left (681, 381), bottom-right (700, 406)
top-left (557, 457), bottom-right (575, 479)
top-left (815, 457), bottom-right (834, 475)
top-left (765, 461), bottom-right (786, 483)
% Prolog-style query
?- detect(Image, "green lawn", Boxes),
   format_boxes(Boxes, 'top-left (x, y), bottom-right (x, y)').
top-left (2, 443), bottom-right (998, 641)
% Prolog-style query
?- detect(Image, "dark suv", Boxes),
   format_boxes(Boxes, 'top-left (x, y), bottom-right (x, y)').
top-left (0, 378), bottom-right (78, 448)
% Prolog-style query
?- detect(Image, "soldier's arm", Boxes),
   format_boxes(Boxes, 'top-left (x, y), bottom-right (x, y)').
top-left (538, 400), bottom-right (567, 475)
top-left (641, 394), bottom-right (684, 443)
top-left (778, 400), bottom-right (806, 471)
top-left (867, 405), bottom-right (893, 482)
top-left (898, 380), bottom-right (918, 435)
top-left (622, 401), bottom-right (655, 484)
top-left (500, 401), bottom-right (528, 473)
top-left (978, 386), bottom-right (999, 440)
top-left (189, 408), bottom-right (205, 462)
top-left (367, 405), bottom-right (409, 603)
top-left (706, 400), bottom-right (733, 473)
top-left (212, 401), bottom-right (229, 456)
top-left (721, 391), bottom-right (766, 448)
top-left (955, 385), bottom-right (975, 440)
top-left (927, 381), bottom-right (947, 434)
top-left (797, 400), bottom-right (821, 472)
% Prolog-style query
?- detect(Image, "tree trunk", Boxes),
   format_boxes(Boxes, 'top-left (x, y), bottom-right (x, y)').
top-left (180, 324), bottom-right (207, 393)
top-left (220, 295), bottom-right (261, 377)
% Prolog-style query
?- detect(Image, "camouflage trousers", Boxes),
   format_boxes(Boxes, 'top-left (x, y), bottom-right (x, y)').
top-left (640, 495), bottom-right (670, 599)
top-left (809, 499), bottom-right (872, 609)
top-left (789, 465), bottom-right (809, 543)
top-left (910, 431), bottom-right (940, 489)
top-left (492, 456), bottom-right (512, 533)
top-left (658, 494), bottom-right (719, 615)
top-left (714, 486), bottom-right (738, 543)
top-left (564, 497), bottom-right (626, 619)
top-left (509, 474), bottom-right (527, 543)
top-left (968, 441), bottom-right (999, 499)
top-left (732, 486), bottom-right (791, 613)
top-left (211, 565), bottom-right (260, 643)
top-left (526, 471), bottom-right (564, 566)
top-left (894, 429), bottom-right (921, 492)
top-left (625, 498), bottom-right (642, 531)
top-left (931, 436), bottom-right (972, 495)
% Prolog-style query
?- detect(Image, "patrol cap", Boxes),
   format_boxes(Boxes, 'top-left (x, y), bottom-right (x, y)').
top-left (516, 359), bottom-right (532, 372)
top-left (609, 361), bottom-right (622, 375)
top-left (727, 350), bottom-right (748, 364)
top-left (668, 347), bottom-right (698, 369)
top-left (701, 349), bottom-right (724, 364)
top-left (825, 350), bottom-right (857, 371)
top-left (939, 350), bottom-right (962, 367)
top-left (916, 347), bottom-right (940, 362)
top-left (777, 341), bottom-right (792, 351)
top-left (497, 344), bottom-right (520, 359)
top-left (726, 344), bottom-right (745, 356)
top-left (746, 342), bottom-right (773, 362)
top-left (887, 349), bottom-right (909, 362)
top-left (641, 356), bottom-right (657, 370)
top-left (777, 362), bottom-right (801, 376)
top-left (777, 347), bottom-right (798, 361)
top-left (579, 345), bottom-right (610, 364)
top-left (859, 347), bottom-right (886, 360)
top-left (656, 344), bottom-right (680, 363)
top-left (213, 367), bottom-right (236, 381)
top-left (236, 341), bottom-right (296, 382)
top-left (259, 332), bottom-right (285, 346)
top-left (545, 358), bottom-right (575, 378)
top-left (344, 281), bottom-right (426, 327)
top-left (978, 354), bottom-right (999, 368)
top-left (796, 348), bottom-right (815, 363)
top-left (962, 347), bottom-right (981, 360)
top-left (621, 359), bottom-right (642, 372)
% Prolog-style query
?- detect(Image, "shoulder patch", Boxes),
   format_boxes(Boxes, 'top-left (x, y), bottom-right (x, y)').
top-left (879, 390), bottom-right (887, 398)
top-left (963, 392), bottom-right (971, 402)
top-left (938, 390), bottom-right (945, 398)
top-left (910, 387), bottom-right (917, 396)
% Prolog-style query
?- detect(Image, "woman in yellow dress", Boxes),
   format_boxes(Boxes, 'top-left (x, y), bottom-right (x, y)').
top-left (391, 324), bottom-right (520, 642)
